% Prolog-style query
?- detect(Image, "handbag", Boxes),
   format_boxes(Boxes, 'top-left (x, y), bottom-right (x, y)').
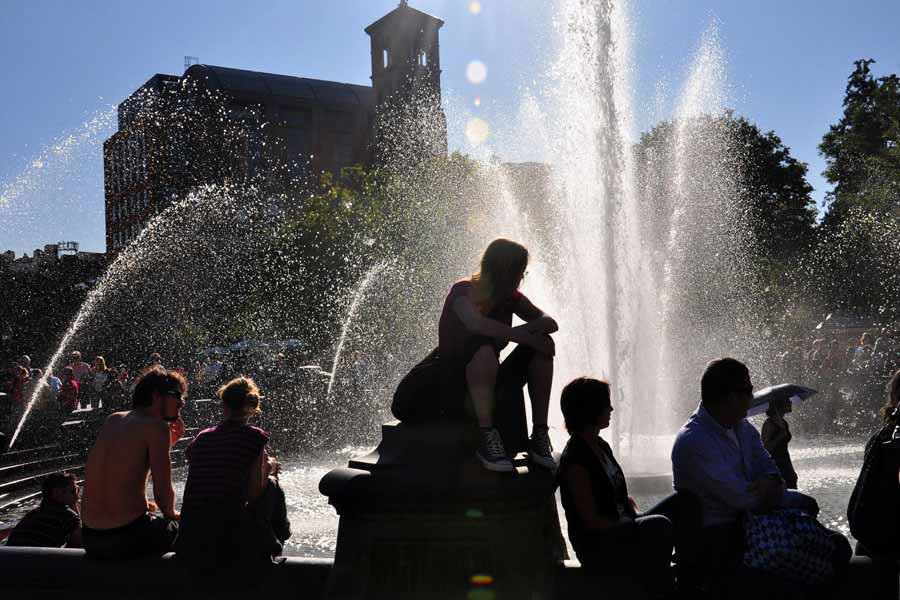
top-left (847, 413), bottom-right (900, 554)
top-left (742, 508), bottom-right (840, 586)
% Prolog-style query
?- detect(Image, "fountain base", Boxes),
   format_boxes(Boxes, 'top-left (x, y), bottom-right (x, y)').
top-left (319, 420), bottom-right (566, 600)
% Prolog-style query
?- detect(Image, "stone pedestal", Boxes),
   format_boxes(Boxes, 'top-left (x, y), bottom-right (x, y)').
top-left (319, 421), bottom-right (566, 600)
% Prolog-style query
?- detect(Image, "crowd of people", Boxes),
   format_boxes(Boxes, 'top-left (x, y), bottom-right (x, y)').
top-left (776, 331), bottom-right (900, 433)
top-left (4, 237), bottom-right (900, 598)
top-left (0, 350), bottom-right (258, 421)
top-left (1, 346), bottom-right (330, 418)
top-left (1, 351), bottom-right (151, 416)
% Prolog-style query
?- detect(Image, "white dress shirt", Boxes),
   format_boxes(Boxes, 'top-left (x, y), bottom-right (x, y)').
top-left (672, 404), bottom-right (804, 527)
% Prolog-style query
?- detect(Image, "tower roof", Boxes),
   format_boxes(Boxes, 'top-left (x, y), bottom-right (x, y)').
top-left (364, 1), bottom-right (444, 35)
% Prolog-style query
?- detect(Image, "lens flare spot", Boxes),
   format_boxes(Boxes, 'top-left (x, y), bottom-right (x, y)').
top-left (474, 97), bottom-right (481, 107)
top-left (469, 1), bottom-right (482, 15)
top-left (466, 60), bottom-right (488, 85)
top-left (465, 118), bottom-right (490, 146)
top-left (470, 574), bottom-right (494, 585)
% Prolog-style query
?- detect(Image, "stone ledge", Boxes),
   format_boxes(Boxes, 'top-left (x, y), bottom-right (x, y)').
top-left (0, 547), bottom-right (331, 599)
top-left (0, 548), bottom-right (885, 599)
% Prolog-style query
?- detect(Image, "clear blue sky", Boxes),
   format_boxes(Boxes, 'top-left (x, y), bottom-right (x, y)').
top-left (1, 0), bottom-right (899, 254)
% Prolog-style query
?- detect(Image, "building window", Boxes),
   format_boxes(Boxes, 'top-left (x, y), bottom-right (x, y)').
top-left (418, 50), bottom-right (427, 67)
top-left (383, 48), bottom-right (390, 69)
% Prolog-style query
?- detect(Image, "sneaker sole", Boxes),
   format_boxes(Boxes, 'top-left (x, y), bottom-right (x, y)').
top-left (477, 453), bottom-right (514, 472)
top-left (529, 451), bottom-right (557, 470)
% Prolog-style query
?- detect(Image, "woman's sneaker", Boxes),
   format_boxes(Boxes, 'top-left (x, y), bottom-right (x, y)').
top-left (477, 428), bottom-right (514, 472)
top-left (529, 426), bottom-right (556, 470)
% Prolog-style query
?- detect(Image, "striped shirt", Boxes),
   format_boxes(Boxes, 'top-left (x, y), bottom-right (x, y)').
top-left (182, 421), bottom-right (269, 508)
top-left (6, 501), bottom-right (80, 548)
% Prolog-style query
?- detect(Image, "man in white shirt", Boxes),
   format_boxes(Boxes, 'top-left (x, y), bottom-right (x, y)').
top-left (672, 358), bottom-right (822, 577)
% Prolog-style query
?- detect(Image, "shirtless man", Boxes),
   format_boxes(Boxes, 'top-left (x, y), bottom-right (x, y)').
top-left (81, 366), bottom-right (186, 559)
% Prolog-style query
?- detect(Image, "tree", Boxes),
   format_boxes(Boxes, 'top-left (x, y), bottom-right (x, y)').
top-left (819, 59), bottom-right (900, 225)
top-left (636, 111), bottom-right (817, 263)
top-left (730, 116), bottom-right (817, 260)
top-left (804, 207), bottom-right (900, 322)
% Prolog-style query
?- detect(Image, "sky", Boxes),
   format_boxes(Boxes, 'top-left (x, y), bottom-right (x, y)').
top-left (1, 0), bottom-right (899, 255)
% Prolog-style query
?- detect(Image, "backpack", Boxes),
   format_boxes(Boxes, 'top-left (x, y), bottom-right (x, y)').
top-left (847, 412), bottom-right (900, 555)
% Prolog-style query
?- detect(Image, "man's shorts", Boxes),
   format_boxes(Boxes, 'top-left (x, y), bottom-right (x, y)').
top-left (83, 512), bottom-right (178, 560)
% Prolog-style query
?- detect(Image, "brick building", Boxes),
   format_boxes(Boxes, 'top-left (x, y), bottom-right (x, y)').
top-left (104, 1), bottom-right (445, 254)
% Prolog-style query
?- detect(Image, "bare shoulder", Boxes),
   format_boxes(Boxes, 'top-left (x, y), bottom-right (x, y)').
top-left (123, 411), bottom-right (168, 439)
top-left (97, 411), bottom-right (126, 433)
top-left (449, 279), bottom-right (475, 297)
top-left (142, 416), bottom-right (169, 436)
top-left (104, 411), bottom-right (128, 423)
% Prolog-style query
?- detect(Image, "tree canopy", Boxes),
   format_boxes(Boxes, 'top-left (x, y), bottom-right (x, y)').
top-left (820, 59), bottom-right (900, 224)
top-left (636, 111), bottom-right (817, 263)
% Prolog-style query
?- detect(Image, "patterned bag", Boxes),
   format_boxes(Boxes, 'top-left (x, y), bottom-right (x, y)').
top-left (742, 508), bottom-right (838, 586)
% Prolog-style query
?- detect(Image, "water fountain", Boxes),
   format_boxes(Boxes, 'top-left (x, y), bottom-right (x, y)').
top-left (6, 0), bottom-right (731, 511)
top-left (325, 261), bottom-right (393, 401)
top-left (1, 0), bottom-right (881, 578)
top-left (313, 2), bottom-right (759, 596)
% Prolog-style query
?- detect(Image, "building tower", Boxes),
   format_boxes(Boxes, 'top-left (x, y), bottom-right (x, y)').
top-left (365, 1), bottom-right (447, 163)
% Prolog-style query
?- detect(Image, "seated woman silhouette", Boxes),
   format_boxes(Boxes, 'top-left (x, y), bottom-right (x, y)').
top-left (393, 238), bottom-right (558, 472)
top-left (176, 377), bottom-right (271, 581)
top-left (557, 377), bottom-right (673, 595)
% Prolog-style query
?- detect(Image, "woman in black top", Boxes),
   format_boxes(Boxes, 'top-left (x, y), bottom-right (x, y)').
top-left (761, 397), bottom-right (798, 489)
top-left (557, 377), bottom-right (673, 597)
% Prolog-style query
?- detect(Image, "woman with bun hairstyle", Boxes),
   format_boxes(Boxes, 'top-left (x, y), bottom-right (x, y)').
top-left (176, 377), bottom-right (270, 579)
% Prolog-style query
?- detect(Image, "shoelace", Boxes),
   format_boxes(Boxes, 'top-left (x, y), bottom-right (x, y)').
top-left (482, 430), bottom-right (506, 458)
top-left (532, 429), bottom-right (552, 455)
